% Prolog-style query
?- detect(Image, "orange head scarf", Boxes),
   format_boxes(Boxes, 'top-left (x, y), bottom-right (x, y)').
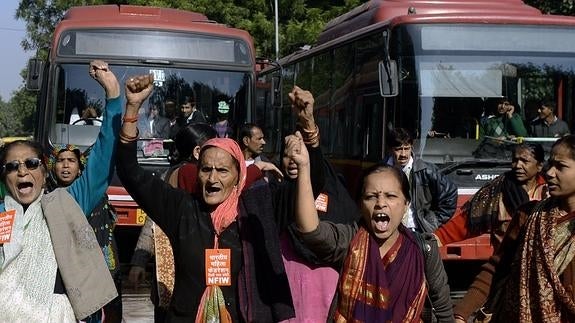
top-left (196, 138), bottom-right (247, 323)
top-left (200, 138), bottom-right (247, 240)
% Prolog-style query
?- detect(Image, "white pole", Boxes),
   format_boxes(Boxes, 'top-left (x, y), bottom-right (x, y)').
top-left (274, 0), bottom-right (279, 60)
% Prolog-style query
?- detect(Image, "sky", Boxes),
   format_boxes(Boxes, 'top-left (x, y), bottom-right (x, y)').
top-left (0, 1), bottom-right (31, 100)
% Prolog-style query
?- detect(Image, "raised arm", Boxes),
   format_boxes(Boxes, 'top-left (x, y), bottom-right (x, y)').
top-left (291, 131), bottom-right (318, 233)
top-left (289, 86), bottom-right (319, 148)
top-left (68, 60), bottom-right (121, 215)
top-left (289, 86), bottom-right (325, 194)
top-left (116, 75), bottom-right (193, 236)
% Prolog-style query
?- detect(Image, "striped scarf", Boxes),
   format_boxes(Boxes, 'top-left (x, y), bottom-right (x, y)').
top-left (336, 226), bottom-right (427, 322)
top-left (495, 199), bottom-right (575, 322)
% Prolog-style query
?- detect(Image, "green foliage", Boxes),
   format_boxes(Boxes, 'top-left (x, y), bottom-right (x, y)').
top-left (524, 0), bottom-right (575, 15)
top-left (123, 0), bottom-right (362, 58)
top-left (0, 89), bottom-right (36, 137)
top-left (9, 0), bottom-right (575, 137)
top-left (8, 0), bottom-right (365, 137)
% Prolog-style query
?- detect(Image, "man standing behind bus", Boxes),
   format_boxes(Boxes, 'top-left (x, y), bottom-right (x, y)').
top-left (385, 128), bottom-right (458, 233)
top-left (530, 100), bottom-right (570, 137)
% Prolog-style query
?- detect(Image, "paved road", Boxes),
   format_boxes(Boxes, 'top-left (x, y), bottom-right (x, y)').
top-left (122, 293), bottom-right (154, 322)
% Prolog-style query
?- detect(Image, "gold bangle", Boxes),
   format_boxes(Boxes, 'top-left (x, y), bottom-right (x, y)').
top-left (298, 123), bottom-right (318, 134)
top-left (122, 115), bottom-right (138, 123)
top-left (120, 128), bottom-right (139, 142)
top-left (302, 125), bottom-right (319, 140)
top-left (303, 132), bottom-right (320, 146)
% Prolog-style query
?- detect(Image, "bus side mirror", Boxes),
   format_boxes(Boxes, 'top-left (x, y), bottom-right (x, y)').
top-left (26, 58), bottom-right (44, 91)
top-left (379, 60), bottom-right (398, 97)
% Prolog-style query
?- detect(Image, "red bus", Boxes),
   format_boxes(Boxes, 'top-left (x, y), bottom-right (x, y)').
top-left (27, 4), bottom-right (256, 225)
top-left (256, 0), bottom-right (574, 294)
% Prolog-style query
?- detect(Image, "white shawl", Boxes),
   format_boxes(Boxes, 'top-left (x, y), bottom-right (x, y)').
top-left (0, 194), bottom-right (75, 322)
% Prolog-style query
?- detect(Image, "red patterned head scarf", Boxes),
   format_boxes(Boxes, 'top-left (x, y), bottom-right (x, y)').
top-left (200, 138), bottom-right (247, 239)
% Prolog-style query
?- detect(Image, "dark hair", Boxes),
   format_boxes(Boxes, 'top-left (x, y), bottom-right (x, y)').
top-left (0, 140), bottom-right (46, 181)
top-left (552, 135), bottom-right (575, 160)
top-left (513, 143), bottom-right (545, 163)
top-left (174, 123), bottom-right (218, 163)
top-left (387, 127), bottom-right (413, 148)
top-left (164, 99), bottom-right (177, 118)
top-left (356, 164), bottom-right (411, 203)
top-left (238, 123), bottom-right (261, 148)
top-left (183, 95), bottom-right (196, 105)
top-left (541, 100), bottom-right (557, 112)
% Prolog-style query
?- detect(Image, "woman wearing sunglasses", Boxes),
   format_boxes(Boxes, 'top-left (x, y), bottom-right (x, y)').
top-left (0, 60), bottom-right (144, 322)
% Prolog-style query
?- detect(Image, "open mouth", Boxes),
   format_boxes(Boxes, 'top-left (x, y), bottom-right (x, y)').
top-left (373, 213), bottom-right (391, 232)
top-left (17, 182), bottom-right (34, 195)
top-left (287, 166), bottom-right (298, 175)
top-left (205, 186), bottom-right (221, 195)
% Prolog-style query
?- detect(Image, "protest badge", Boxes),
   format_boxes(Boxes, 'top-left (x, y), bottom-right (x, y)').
top-left (205, 248), bottom-right (232, 286)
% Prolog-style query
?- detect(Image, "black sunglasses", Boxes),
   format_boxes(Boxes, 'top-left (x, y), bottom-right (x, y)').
top-left (2, 158), bottom-right (43, 173)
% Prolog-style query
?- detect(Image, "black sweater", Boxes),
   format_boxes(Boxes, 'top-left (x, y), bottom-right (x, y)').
top-left (117, 141), bottom-right (295, 322)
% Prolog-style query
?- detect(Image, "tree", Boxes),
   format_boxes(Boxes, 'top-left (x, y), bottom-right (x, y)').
top-left (10, 0), bottom-right (362, 135)
top-left (524, 0), bottom-right (575, 15)
top-left (10, 0), bottom-right (575, 135)
top-left (126, 0), bottom-right (363, 57)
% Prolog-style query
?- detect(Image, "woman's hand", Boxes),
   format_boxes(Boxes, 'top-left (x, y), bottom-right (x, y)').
top-left (284, 131), bottom-right (310, 170)
top-left (120, 74), bottom-right (154, 143)
top-left (89, 60), bottom-right (120, 98)
top-left (289, 86), bottom-right (315, 131)
top-left (125, 74), bottom-right (155, 109)
top-left (290, 130), bottom-right (318, 233)
top-left (253, 160), bottom-right (283, 181)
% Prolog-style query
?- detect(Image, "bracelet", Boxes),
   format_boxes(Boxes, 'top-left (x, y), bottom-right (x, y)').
top-left (119, 128), bottom-right (139, 142)
top-left (301, 125), bottom-right (320, 144)
top-left (122, 115), bottom-right (138, 123)
top-left (303, 131), bottom-right (320, 146)
top-left (298, 123), bottom-right (318, 134)
top-left (454, 314), bottom-right (466, 321)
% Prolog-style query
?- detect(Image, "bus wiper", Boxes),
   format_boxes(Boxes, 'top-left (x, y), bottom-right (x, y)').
top-left (140, 59), bottom-right (173, 65)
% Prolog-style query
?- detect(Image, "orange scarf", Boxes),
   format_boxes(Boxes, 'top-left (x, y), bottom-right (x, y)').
top-left (203, 138), bottom-right (247, 239)
top-left (195, 138), bottom-right (246, 323)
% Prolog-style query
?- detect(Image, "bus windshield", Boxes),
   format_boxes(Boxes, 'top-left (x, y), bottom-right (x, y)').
top-left (393, 24), bottom-right (575, 167)
top-left (49, 63), bottom-right (251, 161)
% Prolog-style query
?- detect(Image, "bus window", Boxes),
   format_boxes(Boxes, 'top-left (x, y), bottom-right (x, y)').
top-left (48, 63), bottom-right (252, 154)
top-left (330, 44), bottom-right (354, 155)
